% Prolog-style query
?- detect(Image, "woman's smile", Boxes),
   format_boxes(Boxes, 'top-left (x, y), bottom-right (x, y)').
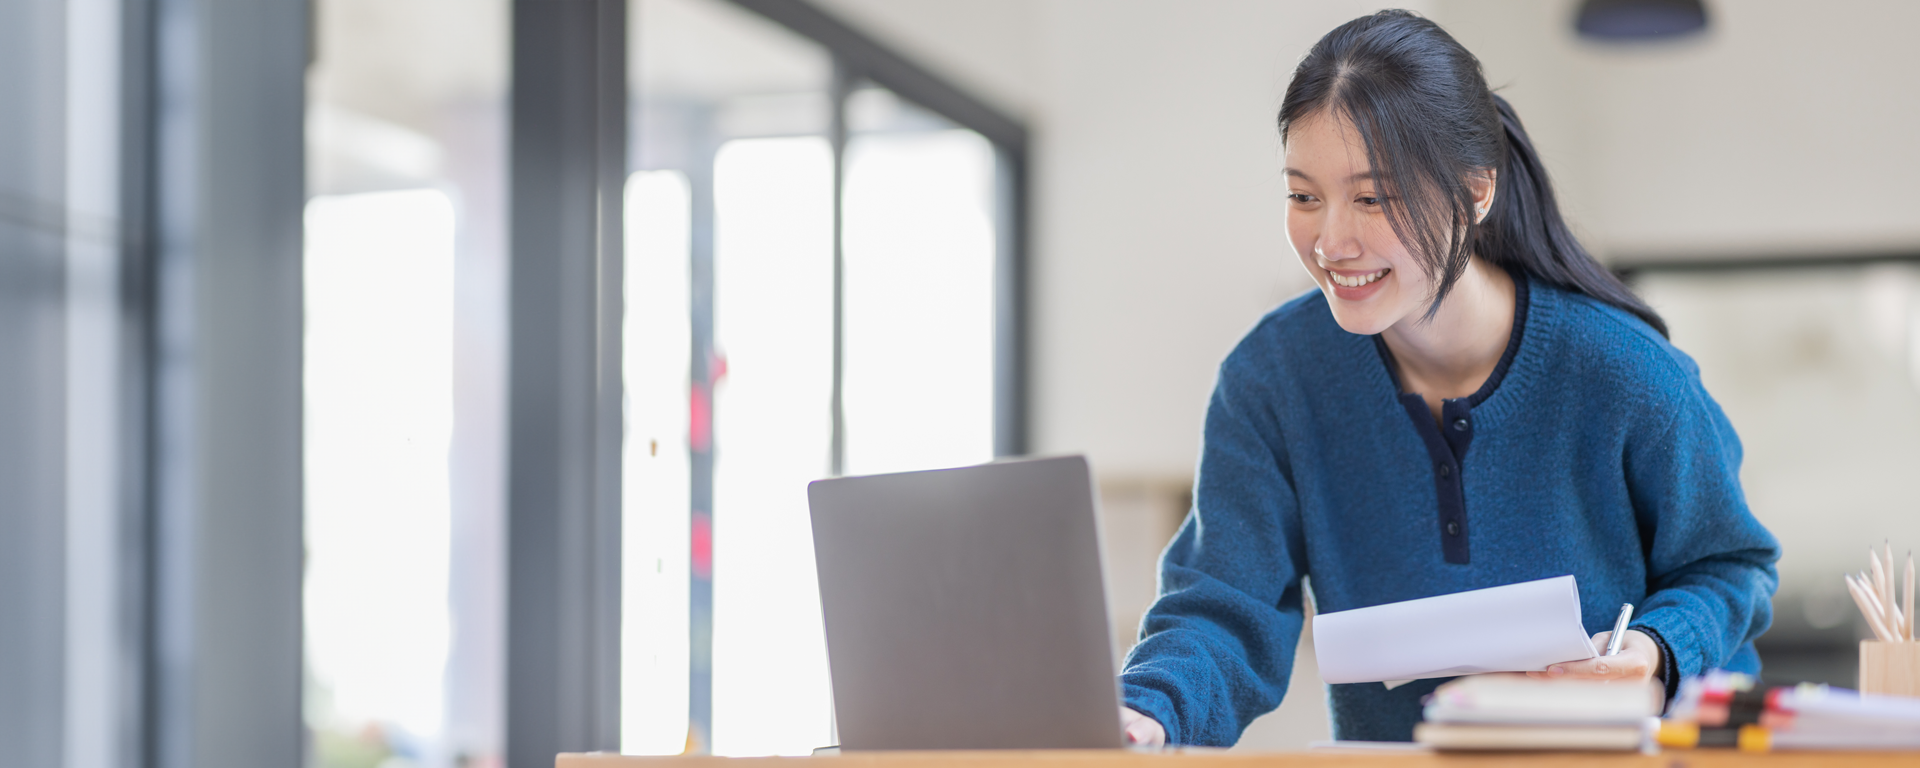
top-left (1325, 266), bottom-right (1391, 299)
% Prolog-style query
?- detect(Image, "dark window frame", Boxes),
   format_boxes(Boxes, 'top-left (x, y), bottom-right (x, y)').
top-left (725, 0), bottom-right (1032, 463)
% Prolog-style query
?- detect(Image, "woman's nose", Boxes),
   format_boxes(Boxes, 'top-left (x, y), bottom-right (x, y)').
top-left (1315, 240), bottom-right (1360, 262)
top-left (1315, 218), bottom-right (1362, 262)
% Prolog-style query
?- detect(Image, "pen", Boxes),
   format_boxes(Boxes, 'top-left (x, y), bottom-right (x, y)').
top-left (1605, 603), bottom-right (1633, 656)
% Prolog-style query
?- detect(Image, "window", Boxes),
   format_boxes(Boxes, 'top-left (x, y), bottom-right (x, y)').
top-left (842, 86), bottom-right (998, 475)
top-left (304, 1), bottom-right (510, 765)
top-left (623, 0), bottom-right (1025, 756)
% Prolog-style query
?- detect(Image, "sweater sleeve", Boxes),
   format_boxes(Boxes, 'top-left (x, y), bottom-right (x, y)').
top-left (1623, 378), bottom-right (1781, 682)
top-left (1119, 362), bottom-right (1308, 747)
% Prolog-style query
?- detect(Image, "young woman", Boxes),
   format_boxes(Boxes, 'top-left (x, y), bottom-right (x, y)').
top-left (1116, 10), bottom-right (1780, 745)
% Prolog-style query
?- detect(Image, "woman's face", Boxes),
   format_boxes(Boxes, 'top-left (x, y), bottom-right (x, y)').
top-left (1283, 112), bottom-right (1434, 336)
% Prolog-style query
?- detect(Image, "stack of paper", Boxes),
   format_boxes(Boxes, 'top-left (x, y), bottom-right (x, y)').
top-left (1414, 674), bottom-right (1660, 751)
top-left (1660, 671), bottom-right (1920, 751)
top-left (1314, 575), bottom-right (1599, 685)
top-left (1765, 686), bottom-right (1920, 750)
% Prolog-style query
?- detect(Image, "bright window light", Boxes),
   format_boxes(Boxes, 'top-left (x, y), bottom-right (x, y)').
top-left (303, 189), bottom-right (456, 757)
top-left (842, 129), bottom-right (998, 475)
top-left (622, 170), bottom-right (695, 755)
top-left (710, 136), bottom-right (836, 757)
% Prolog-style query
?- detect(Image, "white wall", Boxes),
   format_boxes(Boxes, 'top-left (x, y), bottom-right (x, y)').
top-left (1443, 0), bottom-right (1920, 262)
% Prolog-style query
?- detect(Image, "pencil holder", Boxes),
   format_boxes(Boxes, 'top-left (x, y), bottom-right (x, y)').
top-left (1860, 640), bottom-right (1920, 697)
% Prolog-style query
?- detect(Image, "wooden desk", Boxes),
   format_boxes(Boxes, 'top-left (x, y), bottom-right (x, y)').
top-left (558, 749), bottom-right (1920, 768)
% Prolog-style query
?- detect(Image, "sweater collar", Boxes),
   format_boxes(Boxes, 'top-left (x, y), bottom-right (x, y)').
top-left (1370, 266), bottom-right (1531, 408)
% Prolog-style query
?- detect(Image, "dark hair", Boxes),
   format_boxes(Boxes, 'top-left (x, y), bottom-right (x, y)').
top-left (1278, 9), bottom-right (1667, 336)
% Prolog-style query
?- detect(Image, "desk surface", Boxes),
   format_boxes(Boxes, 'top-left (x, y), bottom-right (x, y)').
top-left (557, 749), bottom-right (1920, 768)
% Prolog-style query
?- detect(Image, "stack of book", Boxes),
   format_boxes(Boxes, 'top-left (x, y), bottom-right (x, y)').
top-left (1414, 673), bottom-right (1660, 751)
top-left (1659, 671), bottom-right (1920, 752)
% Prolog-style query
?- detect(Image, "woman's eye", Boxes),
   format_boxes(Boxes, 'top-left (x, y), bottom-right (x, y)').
top-left (1287, 193), bottom-right (1317, 204)
top-left (1356, 196), bottom-right (1383, 207)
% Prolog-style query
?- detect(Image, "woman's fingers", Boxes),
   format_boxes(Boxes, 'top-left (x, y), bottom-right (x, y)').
top-left (1522, 630), bottom-right (1655, 681)
top-left (1541, 655), bottom-right (1647, 680)
top-left (1120, 707), bottom-right (1167, 746)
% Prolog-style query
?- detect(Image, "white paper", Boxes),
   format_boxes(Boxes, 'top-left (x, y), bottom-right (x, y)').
top-left (1313, 575), bottom-right (1598, 685)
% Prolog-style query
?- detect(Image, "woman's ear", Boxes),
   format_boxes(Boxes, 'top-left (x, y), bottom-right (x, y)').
top-left (1470, 169), bottom-right (1497, 224)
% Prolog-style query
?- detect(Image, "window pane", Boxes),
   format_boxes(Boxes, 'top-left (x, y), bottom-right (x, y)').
top-left (629, 0), bottom-right (834, 756)
top-left (65, 0), bottom-right (131, 764)
top-left (305, 1), bottom-right (509, 765)
top-left (711, 135), bottom-right (837, 756)
top-left (622, 169), bottom-right (693, 754)
top-left (843, 87), bottom-right (998, 475)
top-left (304, 188), bottom-right (457, 750)
top-left (2, 2), bottom-right (71, 766)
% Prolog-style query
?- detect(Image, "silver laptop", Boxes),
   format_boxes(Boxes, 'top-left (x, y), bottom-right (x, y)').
top-left (807, 455), bottom-right (1125, 751)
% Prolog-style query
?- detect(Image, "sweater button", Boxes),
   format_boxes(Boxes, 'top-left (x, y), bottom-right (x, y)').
top-left (1452, 418), bottom-right (1470, 432)
top-left (1445, 521), bottom-right (1461, 536)
top-left (1437, 463), bottom-right (1451, 477)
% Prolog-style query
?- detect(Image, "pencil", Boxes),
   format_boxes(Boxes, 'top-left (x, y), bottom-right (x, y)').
top-left (1845, 574), bottom-right (1873, 640)
top-left (1871, 550), bottom-right (1891, 629)
top-left (1847, 573), bottom-right (1896, 642)
top-left (1888, 542), bottom-right (1900, 637)
top-left (1906, 552), bottom-right (1915, 642)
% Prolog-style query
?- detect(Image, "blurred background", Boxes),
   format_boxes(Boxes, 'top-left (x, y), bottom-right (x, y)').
top-left (5, 0), bottom-right (1920, 766)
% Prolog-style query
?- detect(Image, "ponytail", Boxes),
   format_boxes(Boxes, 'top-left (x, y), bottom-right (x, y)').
top-left (1280, 10), bottom-right (1668, 337)
top-left (1478, 95), bottom-right (1667, 336)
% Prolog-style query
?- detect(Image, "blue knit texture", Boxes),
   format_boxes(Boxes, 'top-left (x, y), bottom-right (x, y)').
top-left (1118, 278), bottom-right (1780, 745)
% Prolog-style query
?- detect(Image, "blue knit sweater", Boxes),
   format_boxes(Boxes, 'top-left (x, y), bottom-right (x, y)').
top-left (1118, 275), bottom-right (1781, 745)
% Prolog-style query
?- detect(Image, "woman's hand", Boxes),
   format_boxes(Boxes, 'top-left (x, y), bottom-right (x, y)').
top-left (1120, 707), bottom-right (1167, 747)
top-left (1526, 629), bottom-right (1660, 682)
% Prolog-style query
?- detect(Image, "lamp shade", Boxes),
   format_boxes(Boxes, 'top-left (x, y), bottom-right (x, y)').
top-left (1576, 0), bottom-right (1709, 40)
